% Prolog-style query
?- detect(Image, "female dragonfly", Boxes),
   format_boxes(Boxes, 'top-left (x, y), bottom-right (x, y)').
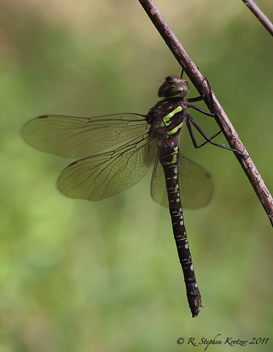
top-left (22, 75), bottom-right (230, 317)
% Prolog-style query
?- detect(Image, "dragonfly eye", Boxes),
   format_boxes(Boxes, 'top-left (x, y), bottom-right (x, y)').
top-left (158, 76), bottom-right (189, 98)
top-left (166, 75), bottom-right (181, 84)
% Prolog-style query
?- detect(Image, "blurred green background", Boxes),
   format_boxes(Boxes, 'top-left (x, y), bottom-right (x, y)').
top-left (1, 0), bottom-right (273, 351)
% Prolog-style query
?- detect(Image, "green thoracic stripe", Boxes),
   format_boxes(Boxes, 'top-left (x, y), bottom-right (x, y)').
top-left (167, 121), bottom-right (183, 136)
top-left (161, 106), bottom-right (183, 126)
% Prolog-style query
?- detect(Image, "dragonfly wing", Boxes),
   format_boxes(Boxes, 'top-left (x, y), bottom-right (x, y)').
top-left (151, 155), bottom-right (213, 209)
top-left (150, 157), bottom-right (168, 207)
top-left (178, 156), bottom-right (213, 208)
top-left (21, 114), bottom-right (148, 157)
top-left (57, 134), bottom-right (150, 200)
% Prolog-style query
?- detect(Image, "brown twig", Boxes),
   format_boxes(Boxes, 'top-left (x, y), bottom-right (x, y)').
top-left (139, 0), bottom-right (273, 226)
top-left (242, 0), bottom-right (273, 36)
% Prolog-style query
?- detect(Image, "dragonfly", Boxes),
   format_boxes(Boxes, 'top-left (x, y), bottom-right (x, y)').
top-left (21, 75), bottom-right (236, 317)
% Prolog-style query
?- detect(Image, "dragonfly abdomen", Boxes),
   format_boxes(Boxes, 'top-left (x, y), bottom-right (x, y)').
top-left (159, 136), bottom-right (202, 317)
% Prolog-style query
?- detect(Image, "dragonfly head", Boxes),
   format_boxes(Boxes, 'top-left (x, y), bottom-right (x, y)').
top-left (158, 76), bottom-right (189, 99)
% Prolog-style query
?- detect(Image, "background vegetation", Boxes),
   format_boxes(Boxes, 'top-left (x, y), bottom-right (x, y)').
top-left (1, 0), bottom-right (272, 351)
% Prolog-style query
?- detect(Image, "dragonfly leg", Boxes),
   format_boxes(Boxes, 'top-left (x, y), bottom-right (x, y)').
top-left (203, 77), bottom-right (215, 113)
top-left (186, 96), bottom-right (204, 103)
top-left (186, 114), bottom-right (246, 156)
top-left (186, 78), bottom-right (215, 117)
top-left (186, 104), bottom-right (215, 117)
top-left (186, 118), bottom-right (222, 148)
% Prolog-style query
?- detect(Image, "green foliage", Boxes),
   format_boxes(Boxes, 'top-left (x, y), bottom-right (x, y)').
top-left (0, 0), bottom-right (272, 350)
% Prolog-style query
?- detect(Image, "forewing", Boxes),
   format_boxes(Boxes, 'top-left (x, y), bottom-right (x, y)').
top-left (151, 156), bottom-right (213, 209)
top-left (21, 114), bottom-right (148, 157)
top-left (57, 134), bottom-right (150, 200)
